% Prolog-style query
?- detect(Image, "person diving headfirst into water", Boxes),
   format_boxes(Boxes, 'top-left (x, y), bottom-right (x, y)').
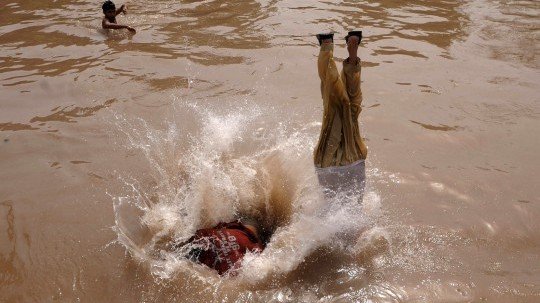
top-left (175, 31), bottom-right (367, 276)
top-left (314, 31), bottom-right (367, 198)
top-left (175, 218), bottom-right (266, 276)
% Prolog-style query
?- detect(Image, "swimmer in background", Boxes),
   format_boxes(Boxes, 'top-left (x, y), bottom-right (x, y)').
top-left (102, 1), bottom-right (136, 33)
top-left (314, 31), bottom-right (367, 197)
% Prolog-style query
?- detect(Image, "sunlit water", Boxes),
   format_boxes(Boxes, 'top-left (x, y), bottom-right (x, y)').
top-left (1, 0), bottom-right (539, 302)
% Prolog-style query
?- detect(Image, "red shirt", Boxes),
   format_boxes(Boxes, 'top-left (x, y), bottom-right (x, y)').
top-left (188, 221), bottom-right (264, 275)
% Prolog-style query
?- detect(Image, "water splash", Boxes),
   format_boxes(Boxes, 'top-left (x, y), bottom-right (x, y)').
top-left (111, 100), bottom-right (378, 287)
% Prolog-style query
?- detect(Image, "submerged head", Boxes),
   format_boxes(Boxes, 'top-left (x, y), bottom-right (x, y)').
top-left (102, 1), bottom-right (116, 18)
top-left (241, 217), bottom-right (261, 237)
top-left (240, 217), bottom-right (274, 246)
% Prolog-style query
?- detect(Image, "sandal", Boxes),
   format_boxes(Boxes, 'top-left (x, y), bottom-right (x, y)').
top-left (316, 32), bottom-right (334, 45)
top-left (345, 30), bottom-right (362, 43)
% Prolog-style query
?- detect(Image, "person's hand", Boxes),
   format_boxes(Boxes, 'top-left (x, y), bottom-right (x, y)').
top-left (127, 26), bottom-right (136, 34)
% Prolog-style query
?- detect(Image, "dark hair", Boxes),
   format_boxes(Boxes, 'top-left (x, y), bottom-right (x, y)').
top-left (239, 216), bottom-right (274, 246)
top-left (102, 1), bottom-right (116, 12)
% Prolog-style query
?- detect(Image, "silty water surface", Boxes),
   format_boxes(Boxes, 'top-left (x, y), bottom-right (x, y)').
top-left (0, 0), bottom-right (539, 302)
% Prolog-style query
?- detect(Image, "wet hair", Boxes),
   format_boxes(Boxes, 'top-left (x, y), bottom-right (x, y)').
top-left (240, 216), bottom-right (273, 245)
top-left (240, 217), bottom-right (260, 233)
top-left (102, 1), bottom-right (116, 12)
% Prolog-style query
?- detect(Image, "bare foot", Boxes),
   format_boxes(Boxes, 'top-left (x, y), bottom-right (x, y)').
top-left (346, 36), bottom-right (359, 64)
top-left (316, 33), bottom-right (334, 46)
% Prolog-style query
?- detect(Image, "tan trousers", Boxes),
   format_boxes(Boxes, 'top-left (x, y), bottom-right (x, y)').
top-left (314, 43), bottom-right (367, 168)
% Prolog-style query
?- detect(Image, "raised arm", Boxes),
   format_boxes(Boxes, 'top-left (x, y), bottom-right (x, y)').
top-left (116, 4), bottom-right (127, 16)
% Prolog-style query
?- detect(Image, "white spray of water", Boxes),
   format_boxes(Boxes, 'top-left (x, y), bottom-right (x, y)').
top-left (111, 100), bottom-right (381, 284)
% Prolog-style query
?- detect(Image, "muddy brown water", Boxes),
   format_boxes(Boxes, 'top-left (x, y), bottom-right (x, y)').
top-left (1, 0), bottom-right (539, 302)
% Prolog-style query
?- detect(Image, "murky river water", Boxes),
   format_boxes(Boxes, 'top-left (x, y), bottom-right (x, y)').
top-left (1, 0), bottom-right (539, 302)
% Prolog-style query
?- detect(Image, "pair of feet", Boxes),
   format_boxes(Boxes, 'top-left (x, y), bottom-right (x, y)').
top-left (317, 31), bottom-right (361, 64)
